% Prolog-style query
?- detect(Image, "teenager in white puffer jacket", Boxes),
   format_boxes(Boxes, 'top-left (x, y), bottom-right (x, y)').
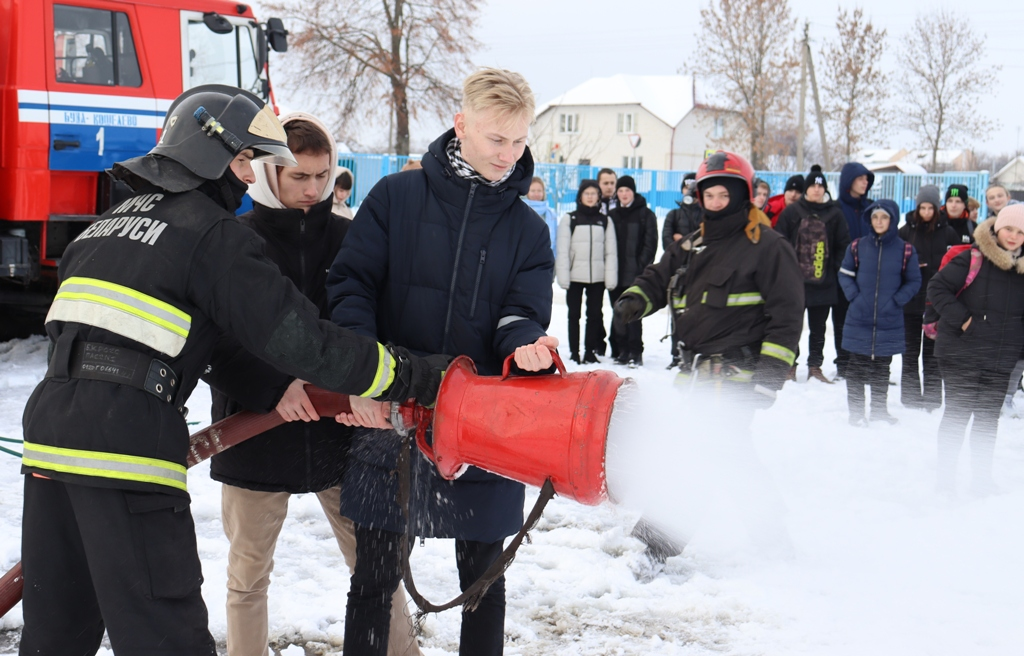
top-left (556, 178), bottom-right (618, 363)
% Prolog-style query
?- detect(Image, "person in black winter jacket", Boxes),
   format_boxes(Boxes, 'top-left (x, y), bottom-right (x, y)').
top-left (941, 183), bottom-right (976, 245)
top-left (928, 208), bottom-right (1024, 497)
top-left (208, 115), bottom-right (421, 656)
top-left (608, 175), bottom-right (658, 365)
top-left (898, 184), bottom-right (960, 411)
top-left (326, 69), bottom-right (556, 656)
top-left (775, 165), bottom-right (851, 383)
top-left (613, 151), bottom-right (804, 568)
top-left (837, 199), bottom-right (921, 426)
top-left (662, 173), bottom-right (700, 250)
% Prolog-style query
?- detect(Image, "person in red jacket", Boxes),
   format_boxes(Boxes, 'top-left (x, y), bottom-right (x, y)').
top-left (764, 174), bottom-right (804, 227)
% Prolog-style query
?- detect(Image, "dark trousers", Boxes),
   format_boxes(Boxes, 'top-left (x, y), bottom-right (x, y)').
top-left (345, 524), bottom-right (506, 656)
top-left (608, 286), bottom-right (643, 358)
top-left (901, 312), bottom-right (943, 408)
top-left (937, 361), bottom-right (1007, 491)
top-left (805, 305), bottom-right (831, 368)
top-left (566, 281), bottom-right (607, 356)
top-left (846, 353), bottom-right (893, 418)
top-left (832, 296), bottom-right (851, 375)
top-left (19, 475), bottom-right (215, 656)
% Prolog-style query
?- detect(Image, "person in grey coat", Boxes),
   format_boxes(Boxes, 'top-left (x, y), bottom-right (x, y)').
top-left (556, 179), bottom-right (618, 363)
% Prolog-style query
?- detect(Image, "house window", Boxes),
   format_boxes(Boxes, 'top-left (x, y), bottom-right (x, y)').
top-left (617, 112), bottom-right (636, 134)
top-left (559, 113), bottom-right (579, 134)
top-left (622, 155), bottom-right (643, 169)
top-left (54, 5), bottom-right (142, 86)
top-left (713, 117), bottom-right (725, 139)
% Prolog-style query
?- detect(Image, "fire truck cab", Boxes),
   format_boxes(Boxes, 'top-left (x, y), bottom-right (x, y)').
top-left (0, 0), bottom-right (286, 310)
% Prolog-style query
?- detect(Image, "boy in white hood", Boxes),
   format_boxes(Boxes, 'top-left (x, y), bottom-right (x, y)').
top-left (209, 111), bottom-right (421, 656)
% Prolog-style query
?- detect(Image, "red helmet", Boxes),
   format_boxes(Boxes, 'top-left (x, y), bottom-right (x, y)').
top-left (695, 151), bottom-right (755, 202)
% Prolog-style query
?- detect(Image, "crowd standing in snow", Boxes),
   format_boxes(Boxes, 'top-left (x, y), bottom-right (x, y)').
top-left (7, 56), bottom-right (1024, 654)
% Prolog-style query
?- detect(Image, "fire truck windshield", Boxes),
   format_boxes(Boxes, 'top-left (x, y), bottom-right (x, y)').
top-left (185, 19), bottom-right (262, 98)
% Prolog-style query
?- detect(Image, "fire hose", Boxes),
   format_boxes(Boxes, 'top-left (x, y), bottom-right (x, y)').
top-left (0, 385), bottom-right (369, 620)
top-left (2, 353), bottom-right (625, 620)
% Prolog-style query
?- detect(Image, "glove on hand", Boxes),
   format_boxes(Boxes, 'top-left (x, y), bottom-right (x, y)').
top-left (614, 293), bottom-right (647, 324)
top-left (381, 346), bottom-right (452, 407)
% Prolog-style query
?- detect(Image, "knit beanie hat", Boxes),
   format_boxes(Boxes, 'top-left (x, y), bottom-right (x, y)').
top-left (617, 175), bottom-right (636, 193)
top-left (945, 184), bottom-right (969, 202)
top-left (915, 184), bottom-right (941, 210)
top-left (995, 204), bottom-right (1024, 234)
top-left (805, 165), bottom-right (828, 192)
top-left (785, 174), bottom-right (805, 193)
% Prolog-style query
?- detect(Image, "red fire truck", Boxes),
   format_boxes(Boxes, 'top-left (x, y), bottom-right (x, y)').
top-left (0, 0), bottom-right (287, 317)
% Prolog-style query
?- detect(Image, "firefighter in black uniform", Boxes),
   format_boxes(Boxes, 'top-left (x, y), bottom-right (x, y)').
top-left (613, 151), bottom-right (805, 569)
top-left (18, 85), bottom-right (447, 655)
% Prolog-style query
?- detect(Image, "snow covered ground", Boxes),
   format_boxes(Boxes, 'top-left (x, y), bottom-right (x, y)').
top-left (2, 289), bottom-right (1023, 655)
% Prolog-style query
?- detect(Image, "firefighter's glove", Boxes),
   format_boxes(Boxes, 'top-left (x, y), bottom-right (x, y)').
top-left (614, 293), bottom-right (647, 324)
top-left (381, 345), bottom-right (452, 408)
top-left (751, 384), bottom-right (777, 410)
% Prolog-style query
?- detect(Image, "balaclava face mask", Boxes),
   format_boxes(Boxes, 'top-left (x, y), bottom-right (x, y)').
top-left (699, 177), bottom-right (750, 220)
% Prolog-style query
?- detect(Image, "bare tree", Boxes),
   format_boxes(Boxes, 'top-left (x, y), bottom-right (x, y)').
top-left (898, 10), bottom-right (999, 172)
top-left (688, 0), bottom-right (798, 169)
top-left (819, 8), bottom-right (891, 164)
top-left (267, 0), bottom-right (479, 154)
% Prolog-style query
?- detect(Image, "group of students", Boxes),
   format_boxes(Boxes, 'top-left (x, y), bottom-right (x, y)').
top-left (527, 169), bottom-right (658, 366)
top-left (20, 70), bottom-right (562, 656)
top-left (573, 158), bottom-right (1024, 500)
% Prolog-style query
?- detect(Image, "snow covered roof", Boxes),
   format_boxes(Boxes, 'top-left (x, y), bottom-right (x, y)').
top-left (993, 155), bottom-right (1024, 182)
top-left (864, 160), bottom-right (928, 175)
top-left (904, 149), bottom-right (966, 166)
top-left (853, 149), bottom-right (909, 165)
top-left (536, 75), bottom-right (696, 128)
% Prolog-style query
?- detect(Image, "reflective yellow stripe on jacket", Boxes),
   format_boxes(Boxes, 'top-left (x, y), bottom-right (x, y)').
top-left (22, 441), bottom-right (188, 491)
top-left (46, 277), bottom-right (192, 357)
top-left (361, 343), bottom-right (396, 398)
top-left (761, 342), bottom-right (796, 366)
top-left (677, 291), bottom-right (765, 309)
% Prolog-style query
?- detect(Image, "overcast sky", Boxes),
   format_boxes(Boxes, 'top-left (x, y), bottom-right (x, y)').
top-left (468, 0), bottom-right (1022, 159)
top-left (265, 0), bottom-right (1022, 160)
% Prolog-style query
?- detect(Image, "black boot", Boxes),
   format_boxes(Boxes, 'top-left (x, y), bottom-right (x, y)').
top-left (583, 350), bottom-right (599, 364)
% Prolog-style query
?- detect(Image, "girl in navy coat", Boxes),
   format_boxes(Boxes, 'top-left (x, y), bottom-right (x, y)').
top-left (838, 199), bottom-right (922, 425)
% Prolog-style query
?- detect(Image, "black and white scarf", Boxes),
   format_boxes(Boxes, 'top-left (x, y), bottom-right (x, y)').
top-left (446, 137), bottom-right (515, 187)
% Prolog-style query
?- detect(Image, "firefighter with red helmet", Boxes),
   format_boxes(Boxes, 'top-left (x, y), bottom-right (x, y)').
top-left (614, 151), bottom-right (804, 570)
top-left (18, 85), bottom-right (448, 654)
top-left (614, 151), bottom-right (805, 400)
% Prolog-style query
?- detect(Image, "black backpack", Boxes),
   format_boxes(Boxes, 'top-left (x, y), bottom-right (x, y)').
top-left (795, 213), bottom-right (830, 285)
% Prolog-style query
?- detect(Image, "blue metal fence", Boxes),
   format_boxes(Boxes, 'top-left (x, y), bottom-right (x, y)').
top-left (337, 153), bottom-right (991, 221)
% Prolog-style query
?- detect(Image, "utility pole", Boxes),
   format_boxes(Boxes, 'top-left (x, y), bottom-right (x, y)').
top-left (796, 22), bottom-right (809, 171)
top-left (805, 29), bottom-right (830, 170)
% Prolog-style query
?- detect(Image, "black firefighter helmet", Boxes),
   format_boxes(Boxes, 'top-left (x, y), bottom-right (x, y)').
top-left (114, 85), bottom-right (296, 192)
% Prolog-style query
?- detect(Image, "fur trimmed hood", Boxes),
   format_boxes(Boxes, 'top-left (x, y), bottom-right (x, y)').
top-left (974, 218), bottom-right (1024, 274)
